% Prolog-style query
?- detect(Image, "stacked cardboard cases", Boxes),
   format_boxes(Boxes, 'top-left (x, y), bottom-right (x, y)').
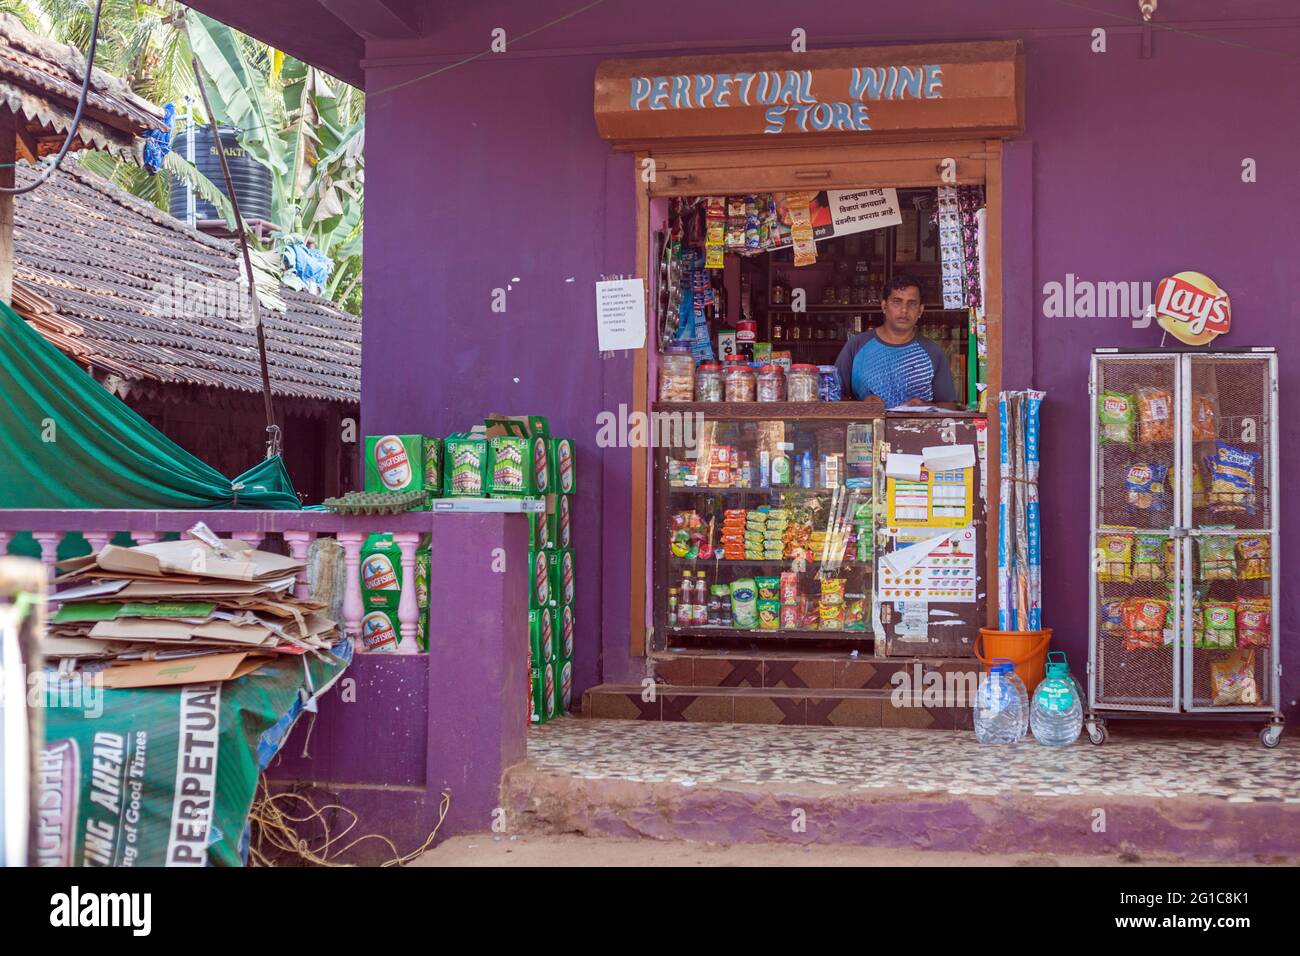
top-left (528, 432), bottom-right (576, 724)
top-left (359, 533), bottom-right (431, 652)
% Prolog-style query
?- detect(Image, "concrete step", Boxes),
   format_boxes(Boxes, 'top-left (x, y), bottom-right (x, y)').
top-left (653, 649), bottom-right (980, 691)
top-left (582, 682), bottom-right (973, 729)
top-left (505, 720), bottom-right (1300, 861)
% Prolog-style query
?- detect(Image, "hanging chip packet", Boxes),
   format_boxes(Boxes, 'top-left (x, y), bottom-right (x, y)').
top-left (1136, 386), bottom-right (1174, 442)
top-left (1097, 391), bottom-right (1136, 444)
top-left (1208, 442), bottom-right (1260, 516)
top-left (1210, 649), bottom-right (1258, 705)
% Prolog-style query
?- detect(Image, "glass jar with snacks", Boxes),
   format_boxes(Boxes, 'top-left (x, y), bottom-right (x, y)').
top-left (658, 347), bottom-right (695, 402)
top-left (756, 364), bottom-right (787, 402)
top-left (694, 361), bottom-right (724, 402)
top-left (787, 364), bottom-right (820, 402)
top-left (724, 360), bottom-right (756, 402)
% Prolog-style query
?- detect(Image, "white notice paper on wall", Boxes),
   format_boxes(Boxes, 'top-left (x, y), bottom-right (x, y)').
top-left (595, 278), bottom-right (647, 352)
top-left (922, 444), bottom-right (976, 472)
top-left (884, 453), bottom-right (925, 481)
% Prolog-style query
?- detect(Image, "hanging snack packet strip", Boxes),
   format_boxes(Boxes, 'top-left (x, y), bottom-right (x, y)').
top-left (1131, 534), bottom-right (1167, 581)
top-left (1122, 598), bottom-right (1168, 651)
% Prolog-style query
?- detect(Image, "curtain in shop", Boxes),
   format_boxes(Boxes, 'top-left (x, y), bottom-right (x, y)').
top-left (0, 300), bottom-right (300, 509)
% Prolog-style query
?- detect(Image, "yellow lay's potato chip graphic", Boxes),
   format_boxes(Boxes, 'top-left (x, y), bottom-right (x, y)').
top-left (1155, 271), bottom-right (1230, 346)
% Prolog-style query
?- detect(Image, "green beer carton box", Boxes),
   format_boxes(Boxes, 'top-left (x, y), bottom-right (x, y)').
top-left (556, 655), bottom-right (573, 714)
top-left (529, 607), bottom-right (556, 669)
top-left (528, 511), bottom-right (557, 551)
top-left (487, 434), bottom-right (550, 497)
top-left (360, 608), bottom-right (400, 652)
top-left (528, 549), bottom-right (551, 609)
top-left (546, 548), bottom-right (575, 608)
top-left (444, 435), bottom-right (488, 497)
top-left (557, 492), bottom-right (573, 549)
top-left (529, 660), bottom-right (557, 724)
top-left (550, 437), bottom-right (576, 495)
top-left (415, 534), bottom-right (431, 651)
top-left (485, 416), bottom-right (552, 496)
top-left (360, 533), bottom-right (402, 612)
top-left (365, 435), bottom-right (440, 498)
top-left (555, 604), bottom-right (575, 660)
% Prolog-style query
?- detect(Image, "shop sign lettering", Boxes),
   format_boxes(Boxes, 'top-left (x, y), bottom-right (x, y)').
top-left (627, 66), bottom-right (944, 134)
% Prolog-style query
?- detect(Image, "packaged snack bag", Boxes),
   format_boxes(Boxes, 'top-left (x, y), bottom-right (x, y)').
top-left (1136, 386), bottom-right (1174, 442)
top-left (1197, 536), bottom-right (1237, 580)
top-left (1192, 394), bottom-right (1218, 442)
top-left (819, 577), bottom-right (845, 605)
top-left (730, 578), bottom-right (758, 629)
top-left (1210, 649), bottom-right (1258, 705)
top-left (1125, 463), bottom-right (1169, 513)
top-left (1098, 391), bottom-right (1136, 444)
top-left (1131, 534), bottom-right (1167, 581)
top-left (1208, 442), bottom-right (1260, 515)
top-left (779, 571), bottom-right (800, 603)
top-left (779, 604), bottom-right (801, 630)
top-left (1123, 598), bottom-right (1167, 651)
top-left (1202, 600), bottom-right (1236, 649)
top-left (1100, 598), bottom-right (1127, 635)
top-left (1236, 597), bottom-right (1271, 648)
top-left (755, 576), bottom-right (780, 601)
top-left (818, 602), bottom-right (845, 630)
top-left (844, 593), bottom-right (867, 631)
top-left (1097, 533), bottom-right (1134, 582)
top-left (1237, 536), bottom-right (1271, 579)
top-left (757, 599), bottom-right (780, 630)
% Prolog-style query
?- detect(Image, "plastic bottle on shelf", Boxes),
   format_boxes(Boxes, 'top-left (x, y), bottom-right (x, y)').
top-left (973, 659), bottom-right (1025, 745)
top-left (1003, 665), bottom-right (1029, 742)
top-left (678, 572), bottom-right (693, 625)
top-left (1030, 657), bottom-right (1084, 747)
top-left (693, 572), bottom-right (710, 625)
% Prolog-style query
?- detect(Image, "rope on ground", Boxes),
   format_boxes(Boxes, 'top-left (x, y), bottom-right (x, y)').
top-left (248, 776), bottom-right (450, 867)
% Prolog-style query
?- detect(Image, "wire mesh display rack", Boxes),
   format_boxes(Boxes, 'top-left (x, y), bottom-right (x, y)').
top-left (1087, 349), bottom-right (1283, 747)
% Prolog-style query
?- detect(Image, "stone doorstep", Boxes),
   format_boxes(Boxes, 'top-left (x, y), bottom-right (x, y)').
top-left (653, 650), bottom-right (980, 690)
top-left (502, 767), bottom-right (1300, 860)
top-left (581, 683), bottom-right (974, 729)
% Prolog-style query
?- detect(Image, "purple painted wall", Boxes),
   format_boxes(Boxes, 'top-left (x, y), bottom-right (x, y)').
top-left (350, 3), bottom-right (1300, 717)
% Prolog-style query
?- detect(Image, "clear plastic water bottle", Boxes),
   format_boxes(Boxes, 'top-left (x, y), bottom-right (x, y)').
top-left (974, 659), bottom-right (1025, 745)
top-left (1030, 657), bottom-right (1083, 746)
top-left (1003, 665), bottom-right (1029, 741)
top-left (1045, 651), bottom-right (1084, 710)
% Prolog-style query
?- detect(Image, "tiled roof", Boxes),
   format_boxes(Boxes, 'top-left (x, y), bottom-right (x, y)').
top-left (11, 159), bottom-right (361, 404)
top-left (0, 12), bottom-right (166, 163)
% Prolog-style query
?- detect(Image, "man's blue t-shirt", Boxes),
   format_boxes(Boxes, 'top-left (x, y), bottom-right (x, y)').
top-left (833, 330), bottom-right (956, 406)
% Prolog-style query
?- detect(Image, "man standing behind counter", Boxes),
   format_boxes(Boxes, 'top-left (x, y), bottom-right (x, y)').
top-left (833, 274), bottom-right (958, 408)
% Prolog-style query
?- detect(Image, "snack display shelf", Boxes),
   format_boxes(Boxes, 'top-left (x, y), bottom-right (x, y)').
top-left (666, 486), bottom-right (859, 497)
top-left (653, 400), bottom-right (885, 420)
top-left (665, 626), bottom-right (866, 641)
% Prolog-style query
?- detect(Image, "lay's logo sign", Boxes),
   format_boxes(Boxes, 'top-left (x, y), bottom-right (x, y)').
top-left (1155, 271), bottom-right (1230, 346)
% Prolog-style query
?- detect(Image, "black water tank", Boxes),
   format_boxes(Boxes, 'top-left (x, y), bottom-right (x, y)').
top-left (169, 125), bottom-right (274, 224)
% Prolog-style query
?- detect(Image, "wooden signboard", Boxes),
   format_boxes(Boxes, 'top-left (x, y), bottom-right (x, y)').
top-left (595, 42), bottom-right (1024, 150)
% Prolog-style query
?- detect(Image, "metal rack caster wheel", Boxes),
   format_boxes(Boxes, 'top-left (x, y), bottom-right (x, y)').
top-left (1087, 719), bottom-right (1108, 746)
top-left (1260, 725), bottom-right (1283, 749)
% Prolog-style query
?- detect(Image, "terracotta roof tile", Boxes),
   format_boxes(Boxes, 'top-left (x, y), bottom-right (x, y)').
top-left (12, 159), bottom-right (360, 404)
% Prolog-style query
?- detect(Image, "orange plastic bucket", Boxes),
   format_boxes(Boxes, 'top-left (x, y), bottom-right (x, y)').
top-left (975, 628), bottom-right (1053, 698)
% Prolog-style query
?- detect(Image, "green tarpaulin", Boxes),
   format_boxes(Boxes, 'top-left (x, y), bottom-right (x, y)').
top-left (0, 300), bottom-right (299, 509)
top-left (38, 644), bottom-right (351, 866)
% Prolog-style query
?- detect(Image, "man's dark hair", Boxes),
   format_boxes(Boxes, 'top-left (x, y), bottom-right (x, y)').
top-left (882, 274), bottom-right (923, 300)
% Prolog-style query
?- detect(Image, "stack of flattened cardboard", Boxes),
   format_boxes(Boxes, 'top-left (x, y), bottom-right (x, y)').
top-left (44, 530), bottom-right (341, 689)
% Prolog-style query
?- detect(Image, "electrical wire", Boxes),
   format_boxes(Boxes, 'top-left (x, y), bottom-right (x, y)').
top-left (366, 0), bottom-right (607, 99)
top-left (247, 775), bottom-right (450, 867)
top-left (0, 0), bottom-right (106, 194)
